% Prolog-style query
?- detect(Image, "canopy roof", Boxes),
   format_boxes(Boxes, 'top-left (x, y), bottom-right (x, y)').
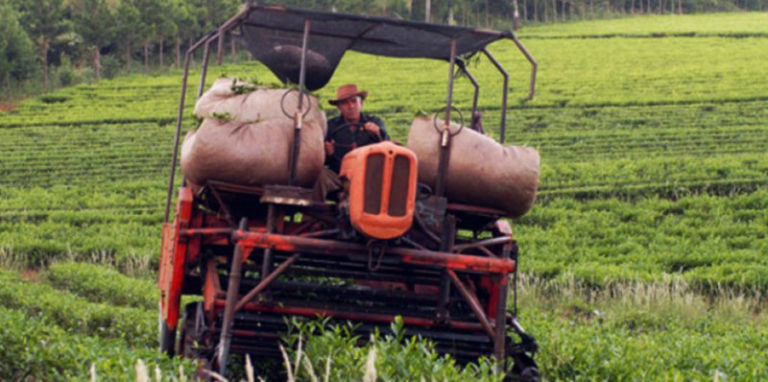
top-left (240, 5), bottom-right (513, 90)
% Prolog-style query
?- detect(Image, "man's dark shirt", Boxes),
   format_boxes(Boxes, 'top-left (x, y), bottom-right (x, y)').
top-left (325, 113), bottom-right (389, 173)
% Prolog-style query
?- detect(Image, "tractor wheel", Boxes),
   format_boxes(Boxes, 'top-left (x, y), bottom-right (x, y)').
top-left (512, 354), bottom-right (539, 382)
top-left (177, 301), bottom-right (207, 358)
top-left (519, 366), bottom-right (540, 382)
top-left (158, 309), bottom-right (176, 357)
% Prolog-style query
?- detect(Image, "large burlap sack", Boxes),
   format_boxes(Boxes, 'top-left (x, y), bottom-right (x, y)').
top-left (181, 117), bottom-right (325, 190)
top-left (194, 78), bottom-right (326, 134)
top-left (406, 117), bottom-right (540, 218)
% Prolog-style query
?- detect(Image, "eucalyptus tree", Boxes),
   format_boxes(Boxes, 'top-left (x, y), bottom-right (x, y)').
top-left (129, 0), bottom-right (165, 71)
top-left (70, 0), bottom-right (116, 80)
top-left (12, 0), bottom-right (71, 89)
top-left (169, 0), bottom-right (200, 67)
top-left (115, 0), bottom-right (141, 70)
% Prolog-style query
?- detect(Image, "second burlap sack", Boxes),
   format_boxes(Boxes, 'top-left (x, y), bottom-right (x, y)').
top-left (406, 117), bottom-right (540, 218)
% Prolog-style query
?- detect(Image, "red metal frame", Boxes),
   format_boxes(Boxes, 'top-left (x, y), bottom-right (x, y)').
top-left (164, 188), bottom-right (516, 358)
top-left (160, 4), bottom-right (539, 379)
top-left (170, 194), bottom-right (510, 343)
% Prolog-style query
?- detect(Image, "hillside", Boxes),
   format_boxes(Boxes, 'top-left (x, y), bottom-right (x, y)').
top-left (1, 13), bottom-right (767, 379)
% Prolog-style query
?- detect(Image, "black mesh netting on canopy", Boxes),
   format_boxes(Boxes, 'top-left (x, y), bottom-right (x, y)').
top-left (240, 5), bottom-right (510, 90)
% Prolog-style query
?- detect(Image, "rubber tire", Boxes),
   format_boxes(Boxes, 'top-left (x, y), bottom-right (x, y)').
top-left (177, 302), bottom-right (204, 358)
top-left (519, 366), bottom-right (540, 382)
top-left (159, 311), bottom-right (177, 357)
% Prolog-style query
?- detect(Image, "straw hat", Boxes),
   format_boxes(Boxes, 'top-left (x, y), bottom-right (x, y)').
top-left (328, 84), bottom-right (368, 105)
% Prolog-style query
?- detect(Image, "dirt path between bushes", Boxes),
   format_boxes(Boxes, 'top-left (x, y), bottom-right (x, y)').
top-left (0, 102), bottom-right (17, 112)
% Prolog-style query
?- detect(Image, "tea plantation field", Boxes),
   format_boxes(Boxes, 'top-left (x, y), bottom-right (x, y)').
top-left (1, 13), bottom-right (767, 380)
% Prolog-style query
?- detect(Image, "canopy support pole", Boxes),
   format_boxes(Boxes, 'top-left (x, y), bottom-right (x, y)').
top-left (217, 6), bottom-right (252, 65)
top-left (289, 19), bottom-right (311, 186)
top-left (435, 38), bottom-right (457, 198)
top-left (164, 34), bottom-right (213, 223)
top-left (482, 48), bottom-right (509, 144)
top-left (456, 60), bottom-right (480, 131)
top-left (510, 35), bottom-right (538, 100)
top-left (198, 32), bottom-right (220, 100)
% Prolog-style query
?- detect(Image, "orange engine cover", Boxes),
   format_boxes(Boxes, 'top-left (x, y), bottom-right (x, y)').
top-left (340, 141), bottom-right (418, 239)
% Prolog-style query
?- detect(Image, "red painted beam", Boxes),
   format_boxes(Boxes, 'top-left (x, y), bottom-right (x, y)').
top-left (214, 300), bottom-right (485, 332)
top-left (232, 231), bottom-right (516, 274)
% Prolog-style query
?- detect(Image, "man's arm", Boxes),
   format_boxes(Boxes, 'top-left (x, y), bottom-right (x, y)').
top-left (365, 115), bottom-right (389, 141)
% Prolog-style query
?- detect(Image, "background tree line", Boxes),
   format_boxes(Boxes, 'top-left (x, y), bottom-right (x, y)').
top-left (1, 0), bottom-right (766, 97)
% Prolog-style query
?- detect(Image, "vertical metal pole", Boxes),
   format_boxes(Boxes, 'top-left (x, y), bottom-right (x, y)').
top-left (435, 39), bottom-right (457, 198)
top-left (482, 48), bottom-right (509, 144)
top-left (509, 35), bottom-right (538, 100)
top-left (218, 218), bottom-right (248, 376)
top-left (164, 49), bottom-right (195, 223)
top-left (512, 243), bottom-right (519, 316)
top-left (494, 243), bottom-right (513, 361)
top-left (198, 33), bottom-right (217, 100)
top-left (297, 20), bottom-right (310, 111)
top-left (216, 5), bottom-right (252, 66)
top-left (443, 39), bottom-right (457, 129)
top-left (289, 19), bottom-right (311, 186)
top-left (217, 30), bottom-right (225, 65)
top-left (457, 61), bottom-right (480, 129)
top-left (260, 204), bottom-right (277, 298)
top-left (435, 40), bottom-right (459, 319)
top-left (436, 215), bottom-right (456, 323)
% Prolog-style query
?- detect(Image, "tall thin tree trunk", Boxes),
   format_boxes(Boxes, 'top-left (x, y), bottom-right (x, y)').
top-left (485, 0), bottom-right (490, 25)
top-left (513, 0), bottom-right (520, 29)
top-left (175, 37), bottom-right (181, 68)
top-left (144, 44), bottom-right (149, 72)
top-left (407, 0), bottom-right (413, 19)
top-left (590, 0), bottom-right (594, 19)
top-left (126, 40), bottom-right (132, 71)
top-left (534, 0), bottom-right (539, 22)
top-left (425, 0), bottom-right (431, 22)
top-left (552, 0), bottom-right (557, 21)
top-left (159, 39), bottom-right (164, 67)
top-left (523, 0), bottom-right (528, 23)
top-left (231, 37), bottom-right (236, 63)
top-left (42, 38), bottom-right (49, 90)
top-left (94, 47), bottom-right (101, 81)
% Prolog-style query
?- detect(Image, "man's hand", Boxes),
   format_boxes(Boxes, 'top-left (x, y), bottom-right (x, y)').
top-left (324, 140), bottom-right (335, 156)
top-left (363, 122), bottom-right (381, 140)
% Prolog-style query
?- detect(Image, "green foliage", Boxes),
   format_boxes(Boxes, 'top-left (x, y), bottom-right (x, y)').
top-left (56, 54), bottom-right (77, 86)
top-left (520, 277), bottom-right (768, 379)
top-left (0, 305), bottom-right (193, 380)
top-left (517, 192), bottom-right (768, 289)
top-left (47, 261), bottom-right (156, 309)
top-left (0, 269), bottom-right (155, 346)
top-left (284, 316), bottom-right (504, 381)
top-left (520, 13), bottom-right (768, 38)
top-left (0, 1), bottom-right (35, 88)
top-left (100, 54), bottom-right (123, 79)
